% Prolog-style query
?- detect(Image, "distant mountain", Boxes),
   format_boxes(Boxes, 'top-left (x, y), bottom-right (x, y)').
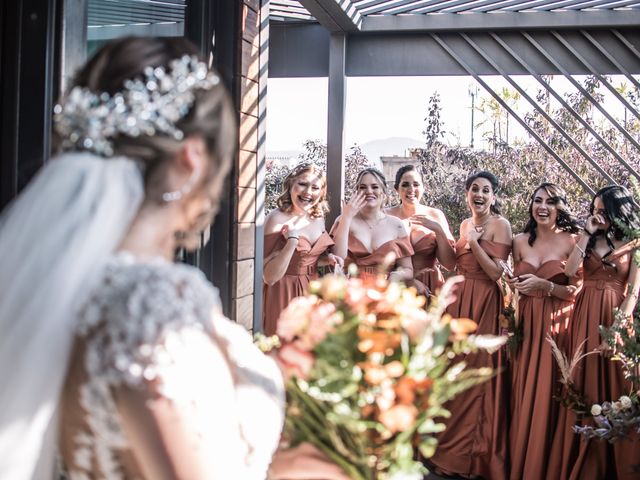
top-left (356, 137), bottom-right (425, 168)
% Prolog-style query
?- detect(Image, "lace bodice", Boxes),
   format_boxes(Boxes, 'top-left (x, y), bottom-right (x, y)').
top-left (60, 253), bottom-right (284, 479)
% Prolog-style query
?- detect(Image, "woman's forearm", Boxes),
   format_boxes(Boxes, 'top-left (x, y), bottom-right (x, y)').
top-left (469, 240), bottom-right (503, 281)
top-left (331, 218), bottom-right (351, 260)
top-left (434, 232), bottom-right (456, 271)
top-left (565, 233), bottom-right (589, 277)
top-left (263, 239), bottom-right (298, 285)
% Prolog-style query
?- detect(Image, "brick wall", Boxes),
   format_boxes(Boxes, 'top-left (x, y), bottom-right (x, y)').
top-left (231, 0), bottom-right (266, 331)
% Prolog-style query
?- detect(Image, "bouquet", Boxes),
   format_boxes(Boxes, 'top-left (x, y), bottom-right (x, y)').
top-left (498, 275), bottom-right (521, 358)
top-left (548, 307), bottom-right (640, 436)
top-left (259, 273), bottom-right (506, 479)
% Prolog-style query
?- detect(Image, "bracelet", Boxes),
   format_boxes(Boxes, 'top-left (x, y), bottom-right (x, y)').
top-left (547, 281), bottom-right (555, 297)
top-left (575, 243), bottom-right (586, 258)
top-left (287, 236), bottom-right (299, 241)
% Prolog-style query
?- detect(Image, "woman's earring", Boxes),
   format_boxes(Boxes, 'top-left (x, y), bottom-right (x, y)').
top-left (161, 169), bottom-right (199, 202)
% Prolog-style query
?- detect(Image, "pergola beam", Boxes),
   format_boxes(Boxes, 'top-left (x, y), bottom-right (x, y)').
top-left (362, 10), bottom-right (640, 31)
top-left (298, 0), bottom-right (362, 31)
top-left (326, 33), bottom-right (347, 226)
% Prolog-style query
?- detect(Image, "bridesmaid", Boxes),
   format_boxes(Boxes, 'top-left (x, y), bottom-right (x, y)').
top-left (263, 163), bottom-right (342, 335)
top-left (508, 183), bottom-right (581, 480)
top-left (332, 167), bottom-right (414, 281)
top-left (547, 185), bottom-right (640, 480)
top-left (429, 170), bottom-right (512, 480)
top-left (386, 165), bottom-right (456, 297)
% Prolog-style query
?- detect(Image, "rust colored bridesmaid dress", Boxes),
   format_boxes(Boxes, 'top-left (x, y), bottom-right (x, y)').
top-left (262, 231), bottom-right (334, 336)
top-left (343, 235), bottom-right (414, 280)
top-left (509, 260), bottom-right (574, 480)
top-left (429, 239), bottom-right (511, 480)
top-left (546, 245), bottom-right (640, 480)
top-left (410, 227), bottom-right (454, 297)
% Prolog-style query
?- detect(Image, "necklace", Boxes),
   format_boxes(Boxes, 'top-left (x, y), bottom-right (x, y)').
top-left (359, 213), bottom-right (385, 230)
top-left (472, 216), bottom-right (492, 232)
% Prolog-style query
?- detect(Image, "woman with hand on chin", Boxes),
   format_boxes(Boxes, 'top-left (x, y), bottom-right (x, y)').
top-left (546, 185), bottom-right (640, 480)
top-left (387, 164), bottom-right (455, 298)
top-left (263, 163), bottom-right (342, 336)
top-left (331, 167), bottom-right (413, 282)
top-left (429, 171), bottom-right (512, 480)
top-left (508, 183), bottom-right (581, 480)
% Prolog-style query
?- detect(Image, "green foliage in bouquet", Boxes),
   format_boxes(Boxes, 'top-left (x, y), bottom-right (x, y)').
top-left (572, 307), bottom-right (640, 442)
top-left (497, 276), bottom-right (522, 359)
top-left (260, 274), bottom-right (506, 480)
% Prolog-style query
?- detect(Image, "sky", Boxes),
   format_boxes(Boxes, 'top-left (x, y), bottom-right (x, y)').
top-left (265, 75), bottom-right (631, 154)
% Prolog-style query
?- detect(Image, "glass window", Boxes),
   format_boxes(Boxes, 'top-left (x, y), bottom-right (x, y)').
top-left (87, 0), bottom-right (186, 56)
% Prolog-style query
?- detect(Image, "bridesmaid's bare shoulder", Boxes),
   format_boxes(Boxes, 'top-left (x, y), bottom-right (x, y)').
top-left (386, 215), bottom-right (409, 237)
top-left (385, 205), bottom-right (402, 217)
top-left (264, 208), bottom-right (290, 235)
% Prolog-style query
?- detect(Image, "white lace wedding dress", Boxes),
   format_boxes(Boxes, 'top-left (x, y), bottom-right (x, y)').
top-left (59, 252), bottom-right (284, 479)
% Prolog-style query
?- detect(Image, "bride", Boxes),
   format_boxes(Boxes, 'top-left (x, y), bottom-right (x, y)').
top-left (0, 37), bottom-right (284, 479)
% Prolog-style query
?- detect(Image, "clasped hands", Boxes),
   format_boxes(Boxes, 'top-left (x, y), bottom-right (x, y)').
top-left (506, 273), bottom-right (549, 295)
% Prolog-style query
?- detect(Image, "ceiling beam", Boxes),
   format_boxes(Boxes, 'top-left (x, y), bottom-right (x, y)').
top-left (269, 22), bottom-right (640, 77)
top-left (362, 10), bottom-right (640, 31)
top-left (298, 0), bottom-right (362, 31)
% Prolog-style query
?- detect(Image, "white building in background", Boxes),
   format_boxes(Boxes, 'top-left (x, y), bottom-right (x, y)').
top-left (380, 149), bottom-right (421, 188)
top-left (266, 154), bottom-right (300, 169)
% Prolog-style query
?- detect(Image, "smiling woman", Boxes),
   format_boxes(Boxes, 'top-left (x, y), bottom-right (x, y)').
top-left (262, 163), bottom-right (341, 335)
top-left (386, 164), bottom-right (456, 299)
top-left (428, 170), bottom-right (512, 479)
top-left (330, 167), bottom-right (414, 282)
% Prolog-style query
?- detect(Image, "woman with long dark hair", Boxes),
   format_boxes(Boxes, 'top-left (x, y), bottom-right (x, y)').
top-left (508, 183), bottom-right (581, 479)
top-left (547, 185), bottom-right (640, 480)
top-left (429, 171), bottom-right (512, 479)
top-left (263, 163), bottom-right (341, 335)
top-left (331, 167), bottom-right (413, 281)
top-left (386, 164), bottom-right (455, 297)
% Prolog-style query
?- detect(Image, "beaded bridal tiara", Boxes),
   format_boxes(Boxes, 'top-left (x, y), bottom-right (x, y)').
top-left (54, 55), bottom-right (220, 157)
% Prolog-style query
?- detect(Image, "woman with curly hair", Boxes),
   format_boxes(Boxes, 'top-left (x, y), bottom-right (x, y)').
top-left (509, 183), bottom-right (581, 479)
top-left (263, 163), bottom-right (342, 335)
top-left (547, 185), bottom-right (640, 480)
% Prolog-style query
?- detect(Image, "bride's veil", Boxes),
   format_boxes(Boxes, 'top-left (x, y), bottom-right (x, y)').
top-left (0, 151), bottom-right (144, 479)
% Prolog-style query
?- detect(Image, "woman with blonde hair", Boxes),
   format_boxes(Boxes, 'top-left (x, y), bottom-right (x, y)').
top-left (331, 167), bottom-right (413, 281)
top-left (263, 162), bottom-right (342, 335)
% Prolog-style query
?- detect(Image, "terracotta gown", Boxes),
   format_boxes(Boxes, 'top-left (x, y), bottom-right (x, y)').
top-left (343, 235), bottom-right (414, 280)
top-left (262, 232), bottom-right (334, 336)
top-left (429, 239), bottom-right (511, 480)
top-left (509, 260), bottom-right (574, 480)
top-left (546, 245), bottom-right (640, 480)
top-left (409, 226), bottom-right (453, 297)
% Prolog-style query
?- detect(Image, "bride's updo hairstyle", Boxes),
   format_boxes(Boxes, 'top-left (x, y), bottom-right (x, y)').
top-left (56, 36), bottom-right (236, 199)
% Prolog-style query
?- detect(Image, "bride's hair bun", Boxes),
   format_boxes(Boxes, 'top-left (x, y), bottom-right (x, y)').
top-left (53, 36), bottom-right (236, 188)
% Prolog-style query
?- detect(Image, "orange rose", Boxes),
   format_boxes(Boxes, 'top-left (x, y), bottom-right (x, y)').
top-left (378, 404), bottom-right (418, 434)
top-left (449, 317), bottom-right (478, 340)
top-left (357, 328), bottom-right (401, 354)
top-left (276, 343), bottom-right (315, 380)
top-left (384, 360), bottom-right (405, 378)
top-left (363, 364), bottom-right (388, 385)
